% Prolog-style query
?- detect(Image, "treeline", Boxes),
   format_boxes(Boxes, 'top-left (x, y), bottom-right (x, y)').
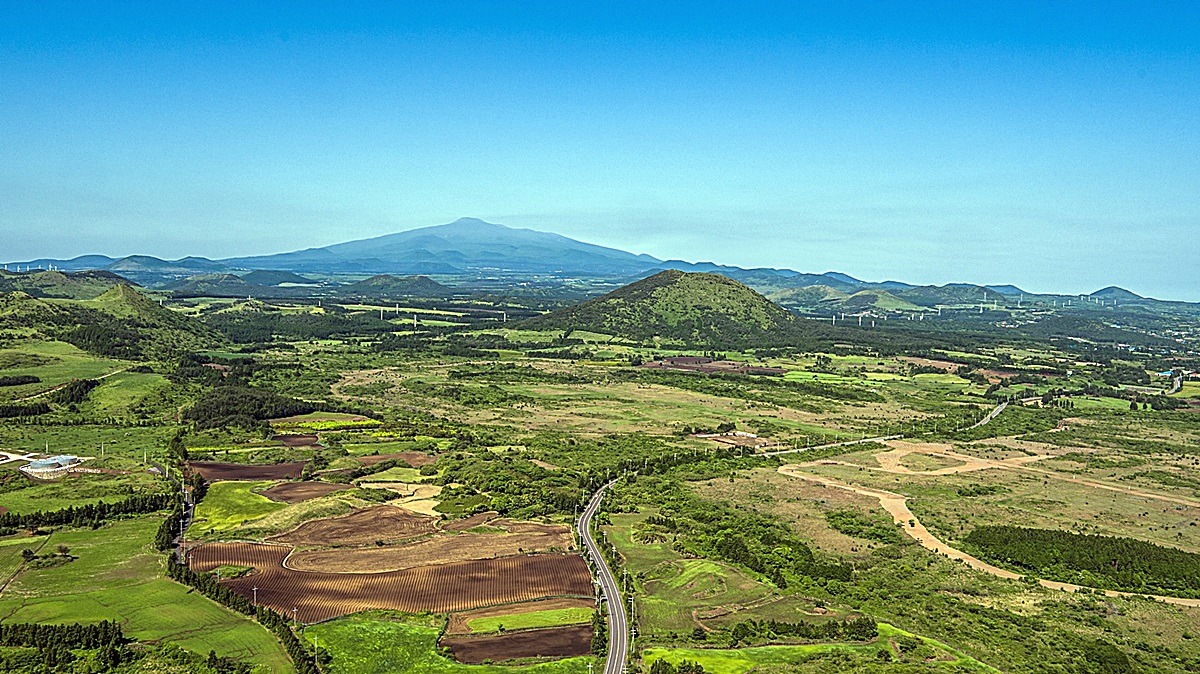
top-left (0, 375), bottom-right (39, 387)
top-left (165, 558), bottom-right (320, 674)
top-left (181, 386), bottom-right (315, 430)
top-left (964, 525), bottom-right (1200, 597)
top-left (0, 491), bottom-right (176, 532)
top-left (0, 402), bottom-right (49, 419)
top-left (204, 310), bottom-right (403, 343)
top-left (648, 659), bottom-right (706, 674)
top-left (729, 616), bottom-right (878, 645)
top-left (0, 621), bottom-right (131, 672)
top-left (48, 378), bottom-right (100, 405)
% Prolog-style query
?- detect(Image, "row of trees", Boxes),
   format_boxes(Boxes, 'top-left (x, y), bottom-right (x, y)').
top-left (728, 616), bottom-right (878, 645)
top-left (0, 491), bottom-right (175, 531)
top-left (964, 525), bottom-right (1200, 597)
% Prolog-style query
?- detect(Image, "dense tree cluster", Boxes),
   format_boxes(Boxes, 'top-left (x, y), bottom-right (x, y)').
top-left (0, 402), bottom-right (49, 419)
top-left (964, 525), bottom-right (1200, 597)
top-left (0, 375), bottom-right (40, 387)
top-left (0, 620), bottom-right (130, 672)
top-left (648, 659), bottom-right (707, 674)
top-left (728, 616), bottom-right (878, 645)
top-left (48, 378), bottom-right (100, 405)
top-left (181, 385), bottom-right (316, 430)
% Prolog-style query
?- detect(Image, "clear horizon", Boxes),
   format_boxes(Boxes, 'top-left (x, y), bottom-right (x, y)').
top-left (2, 3), bottom-right (1198, 300)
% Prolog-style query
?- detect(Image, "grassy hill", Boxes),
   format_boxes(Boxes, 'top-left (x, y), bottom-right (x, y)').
top-left (337, 274), bottom-right (450, 298)
top-left (0, 270), bottom-right (132, 300)
top-left (522, 270), bottom-right (800, 347)
top-left (0, 285), bottom-right (218, 360)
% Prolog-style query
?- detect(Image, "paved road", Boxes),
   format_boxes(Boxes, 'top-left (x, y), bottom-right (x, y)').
top-left (1167, 376), bottom-right (1183, 396)
top-left (578, 480), bottom-right (628, 674)
top-left (966, 400), bottom-right (1007, 430)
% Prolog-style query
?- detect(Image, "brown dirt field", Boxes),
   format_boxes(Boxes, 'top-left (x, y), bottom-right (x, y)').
top-left (356, 451), bottom-right (437, 467)
top-left (190, 461), bottom-right (306, 481)
top-left (0, 506), bottom-right (8, 515)
top-left (269, 505), bottom-right (438, 547)
top-left (446, 597), bottom-right (594, 635)
top-left (271, 434), bottom-right (319, 447)
top-left (259, 481), bottom-right (351, 504)
top-left (441, 625), bottom-right (593, 663)
top-left (188, 544), bottom-right (593, 623)
top-left (442, 512), bottom-right (499, 531)
top-left (285, 520), bottom-right (574, 573)
top-left (187, 541), bottom-right (291, 571)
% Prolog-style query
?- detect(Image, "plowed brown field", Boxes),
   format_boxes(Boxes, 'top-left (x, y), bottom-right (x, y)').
top-left (190, 461), bottom-right (306, 481)
top-left (441, 625), bottom-right (592, 663)
top-left (187, 543), bottom-right (593, 623)
top-left (259, 482), bottom-right (351, 503)
top-left (285, 519), bottom-right (574, 572)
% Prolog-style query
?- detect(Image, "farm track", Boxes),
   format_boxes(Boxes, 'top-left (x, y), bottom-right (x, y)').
top-left (14, 367), bottom-right (127, 402)
top-left (188, 542), bottom-right (593, 623)
top-left (778, 462), bottom-right (1200, 608)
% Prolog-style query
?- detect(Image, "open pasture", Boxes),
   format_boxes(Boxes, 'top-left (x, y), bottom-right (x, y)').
top-left (189, 543), bottom-right (593, 623)
top-left (305, 611), bottom-right (589, 674)
top-left (0, 519), bottom-right (292, 671)
top-left (259, 480), bottom-right (352, 503)
top-left (269, 504), bottom-right (439, 547)
top-left (355, 451), bottom-right (437, 467)
top-left (445, 597), bottom-right (594, 635)
top-left (188, 480), bottom-right (288, 537)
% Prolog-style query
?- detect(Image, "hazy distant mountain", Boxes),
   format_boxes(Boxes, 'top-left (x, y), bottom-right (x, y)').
top-left (221, 217), bottom-right (662, 275)
top-left (3, 219), bottom-right (1187, 309)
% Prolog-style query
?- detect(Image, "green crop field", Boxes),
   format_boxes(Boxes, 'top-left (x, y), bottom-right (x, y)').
top-left (305, 612), bottom-right (591, 674)
top-left (0, 518), bottom-right (291, 672)
top-left (643, 623), bottom-right (996, 674)
top-left (468, 607), bottom-right (593, 634)
top-left (189, 480), bottom-right (287, 537)
top-left (0, 470), bottom-right (167, 514)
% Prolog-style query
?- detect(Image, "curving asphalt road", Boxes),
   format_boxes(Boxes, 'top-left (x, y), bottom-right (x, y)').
top-left (578, 480), bottom-right (628, 674)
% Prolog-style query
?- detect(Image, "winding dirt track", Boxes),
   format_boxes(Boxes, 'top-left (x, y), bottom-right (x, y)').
top-left (777, 462), bottom-right (1200, 608)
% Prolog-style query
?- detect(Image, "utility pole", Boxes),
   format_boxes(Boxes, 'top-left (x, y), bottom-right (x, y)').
top-left (253, 586), bottom-right (258, 605)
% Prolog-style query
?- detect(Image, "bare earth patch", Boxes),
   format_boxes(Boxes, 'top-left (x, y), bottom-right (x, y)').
top-left (445, 597), bottom-right (594, 635)
top-left (269, 505), bottom-right (438, 546)
top-left (440, 625), bottom-right (592, 664)
top-left (259, 482), bottom-right (352, 504)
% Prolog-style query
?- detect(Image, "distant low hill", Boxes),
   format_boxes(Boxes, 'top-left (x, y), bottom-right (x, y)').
top-left (336, 274), bottom-right (450, 298)
top-left (522, 270), bottom-right (799, 347)
top-left (0, 285), bottom-right (218, 360)
top-left (239, 270), bottom-right (318, 286)
top-left (0, 269), bottom-right (132, 300)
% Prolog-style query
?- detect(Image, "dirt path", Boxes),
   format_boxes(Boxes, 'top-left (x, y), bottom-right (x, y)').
top-left (777, 464), bottom-right (1200, 608)
top-left (15, 368), bottom-right (128, 402)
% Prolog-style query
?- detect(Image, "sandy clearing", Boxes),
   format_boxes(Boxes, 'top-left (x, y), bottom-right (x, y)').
top-left (778, 464), bottom-right (1200, 608)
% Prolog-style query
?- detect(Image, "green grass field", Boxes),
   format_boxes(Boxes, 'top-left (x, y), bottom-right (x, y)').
top-left (643, 623), bottom-right (997, 674)
top-left (0, 518), bottom-right (292, 672)
top-left (0, 340), bottom-right (126, 401)
top-left (305, 612), bottom-right (591, 674)
top-left (189, 481), bottom-right (287, 537)
top-left (0, 535), bottom-right (48, 586)
top-left (354, 466), bottom-right (426, 483)
top-left (0, 470), bottom-right (167, 514)
top-left (468, 607), bottom-right (593, 634)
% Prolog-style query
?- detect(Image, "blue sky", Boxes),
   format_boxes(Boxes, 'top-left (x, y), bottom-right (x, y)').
top-left (2, 2), bottom-right (1198, 299)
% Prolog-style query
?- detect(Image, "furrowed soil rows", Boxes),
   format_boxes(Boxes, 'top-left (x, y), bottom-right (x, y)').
top-left (190, 461), bottom-right (307, 481)
top-left (286, 519), bottom-right (575, 572)
top-left (269, 505), bottom-right (439, 546)
top-left (259, 481), bottom-right (352, 504)
top-left (188, 542), bottom-right (292, 571)
top-left (441, 625), bottom-right (593, 663)
top-left (356, 452), bottom-right (436, 467)
top-left (187, 544), bottom-right (593, 623)
top-left (271, 434), bottom-right (319, 447)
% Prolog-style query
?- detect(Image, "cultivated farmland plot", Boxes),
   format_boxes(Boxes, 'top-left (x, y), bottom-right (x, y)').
top-left (189, 542), bottom-right (593, 623)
